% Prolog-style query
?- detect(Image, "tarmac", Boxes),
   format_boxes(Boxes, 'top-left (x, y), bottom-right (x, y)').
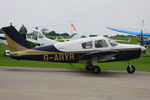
top-left (0, 66), bottom-right (150, 100)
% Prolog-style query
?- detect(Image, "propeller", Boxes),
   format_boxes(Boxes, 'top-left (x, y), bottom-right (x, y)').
top-left (140, 20), bottom-right (146, 67)
top-left (139, 20), bottom-right (150, 56)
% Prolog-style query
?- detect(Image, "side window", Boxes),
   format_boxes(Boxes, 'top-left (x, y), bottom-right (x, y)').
top-left (82, 41), bottom-right (93, 49)
top-left (95, 40), bottom-right (108, 48)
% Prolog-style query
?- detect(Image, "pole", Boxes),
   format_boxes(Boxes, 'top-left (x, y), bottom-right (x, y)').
top-left (140, 20), bottom-right (144, 46)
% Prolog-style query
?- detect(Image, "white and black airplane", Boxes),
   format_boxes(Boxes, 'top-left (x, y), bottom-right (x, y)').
top-left (2, 26), bottom-right (146, 74)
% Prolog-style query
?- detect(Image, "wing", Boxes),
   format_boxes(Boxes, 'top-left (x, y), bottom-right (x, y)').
top-left (79, 50), bottom-right (118, 62)
top-left (106, 27), bottom-right (150, 36)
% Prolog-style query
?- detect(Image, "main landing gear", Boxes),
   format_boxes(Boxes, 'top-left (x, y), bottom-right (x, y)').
top-left (85, 62), bottom-right (136, 74)
top-left (85, 63), bottom-right (101, 74)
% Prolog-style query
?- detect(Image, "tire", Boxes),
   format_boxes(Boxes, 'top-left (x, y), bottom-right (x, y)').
top-left (127, 65), bottom-right (135, 74)
top-left (92, 66), bottom-right (101, 74)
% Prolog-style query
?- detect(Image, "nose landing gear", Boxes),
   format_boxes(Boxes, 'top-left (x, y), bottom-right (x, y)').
top-left (127, 64), bottom-right (135, 74)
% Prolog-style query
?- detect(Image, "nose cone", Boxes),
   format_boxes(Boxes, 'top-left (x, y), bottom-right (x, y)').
top-left (141, 46), bottom-right (147, 52)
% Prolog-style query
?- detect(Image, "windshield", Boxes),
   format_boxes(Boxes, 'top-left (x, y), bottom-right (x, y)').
top-left (109, 40), bottom-right (118, 47)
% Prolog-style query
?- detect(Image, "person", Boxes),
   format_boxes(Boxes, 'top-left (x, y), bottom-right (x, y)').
top-left (19, 24), bottom-right (27, 39)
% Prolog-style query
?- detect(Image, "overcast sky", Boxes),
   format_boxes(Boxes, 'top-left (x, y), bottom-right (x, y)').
top-left (0, 0), bottom-right (150, 35)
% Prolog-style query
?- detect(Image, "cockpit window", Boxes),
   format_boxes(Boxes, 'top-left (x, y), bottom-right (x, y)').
top-left (109, 40), bottom-right (118, 47)
top-left (82, 41), bottom-right (93, 49)
top-left (95, 40), bottom-right (108, 48)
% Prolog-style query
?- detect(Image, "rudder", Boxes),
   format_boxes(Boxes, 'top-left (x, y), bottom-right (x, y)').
top-left (2, 26), bottom-right (33, 52)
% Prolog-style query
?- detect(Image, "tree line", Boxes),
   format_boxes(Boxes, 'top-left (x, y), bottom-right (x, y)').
top-left (40, 28), bottom-right (70, 36)
top-left (45, 31), bottom-right (70, 36)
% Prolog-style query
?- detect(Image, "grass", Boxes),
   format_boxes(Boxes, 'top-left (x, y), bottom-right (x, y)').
top-left (0, 36), bottom-right (150, 72)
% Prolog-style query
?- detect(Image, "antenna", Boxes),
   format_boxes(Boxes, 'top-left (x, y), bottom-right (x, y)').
top-left (140, 20), bottom-right (144, 46)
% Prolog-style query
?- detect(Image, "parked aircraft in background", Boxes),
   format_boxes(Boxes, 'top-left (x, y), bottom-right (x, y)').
top-left (2, 26), bottom-right (146, 74)
top-left (106, 27), bottom-right (150, 45)
top-left (0, 24), bottom-right (82, 46)
top-left (27, 28), bottom-right (59, 46)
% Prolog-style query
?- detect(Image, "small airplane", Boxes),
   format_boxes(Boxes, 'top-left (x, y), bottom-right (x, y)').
top-left (0, 24), bottom-right (83, 46)
top-left (106, 27), bottom-right (150, 45)
top-left (2, 26), bottom-right (146, 74)
top-left (27, 28), bottom-right (59, 46)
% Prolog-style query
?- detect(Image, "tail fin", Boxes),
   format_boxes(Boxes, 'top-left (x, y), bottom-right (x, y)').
top-left (2, 26), bottom-right (33, 52)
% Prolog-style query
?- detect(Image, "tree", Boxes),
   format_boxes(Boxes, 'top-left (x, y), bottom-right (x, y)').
top-left (47, 31), bottom-right (59, 36)
top-left (61, 33), bottom-right (70, 36)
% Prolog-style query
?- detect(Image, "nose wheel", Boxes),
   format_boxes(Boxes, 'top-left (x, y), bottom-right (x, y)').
top-left (127, 65), bottom-right (135, 73)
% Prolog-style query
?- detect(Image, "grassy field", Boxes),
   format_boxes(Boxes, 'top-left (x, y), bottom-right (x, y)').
top-left (0, 36), bottom-right (150, 72)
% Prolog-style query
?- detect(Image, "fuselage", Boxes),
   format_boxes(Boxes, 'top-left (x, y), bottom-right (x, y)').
top-left (10, 36), bottom-right (146, 63)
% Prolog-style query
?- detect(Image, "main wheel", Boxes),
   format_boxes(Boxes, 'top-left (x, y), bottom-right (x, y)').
top-left (127, 65), bottom-right (135, 74)
top-left (86, 65), bottom-right (93, 71)
top-left (92, 66), bottom-right (101, 74)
